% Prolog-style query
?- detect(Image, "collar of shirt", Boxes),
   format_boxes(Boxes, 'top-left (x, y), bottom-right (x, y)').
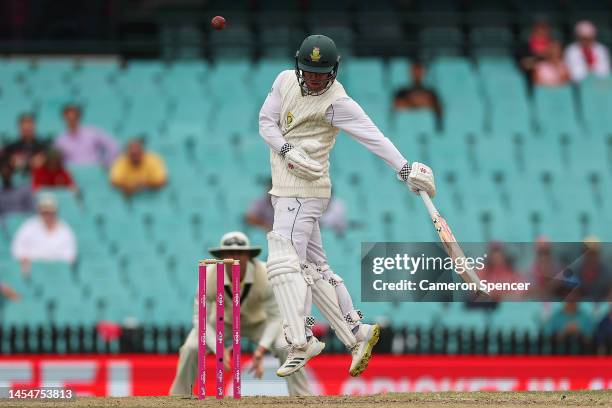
top-left (224, 259), bottom-right (255, 287)
top-left (65, 126), bottom-right (84, 138)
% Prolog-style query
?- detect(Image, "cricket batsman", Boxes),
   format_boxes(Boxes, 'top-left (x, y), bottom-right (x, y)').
top-left (169, 231), bottom-right (312, 396)
top-left (259, 35), bottom-right (436, 377)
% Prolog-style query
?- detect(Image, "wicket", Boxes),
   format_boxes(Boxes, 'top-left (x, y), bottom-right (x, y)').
top-left (197, 258), bottom-right (241, 399)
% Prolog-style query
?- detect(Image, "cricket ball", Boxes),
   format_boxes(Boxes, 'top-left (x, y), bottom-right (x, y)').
top-left (211, 16), bottom-right (226, 30)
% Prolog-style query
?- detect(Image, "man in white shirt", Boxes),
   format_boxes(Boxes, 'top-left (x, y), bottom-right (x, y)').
top-left (564, 20), bottom-right (610, 82)
top-left (11, 194), bottom-right (77, 275)
top-left (259, 35), bottom-right (435, 377)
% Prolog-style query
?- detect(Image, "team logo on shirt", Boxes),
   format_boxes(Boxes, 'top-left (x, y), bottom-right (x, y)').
top-left (310, 47), bottom-right (321, 62)
top-left (287, 111), bottom-right (294, 125)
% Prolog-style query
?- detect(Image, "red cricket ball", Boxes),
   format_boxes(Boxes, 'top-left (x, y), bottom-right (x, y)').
top-left (211, 16), bottom-right (226, 30)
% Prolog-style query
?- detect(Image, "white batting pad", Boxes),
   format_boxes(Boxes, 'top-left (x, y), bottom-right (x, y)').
top-left (266, 232), bottom-right (308, 348)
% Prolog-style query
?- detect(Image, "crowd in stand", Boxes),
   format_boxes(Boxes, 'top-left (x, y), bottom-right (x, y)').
top-left (0, 105), bottom-right (168, 275)
top-left (1, 24), bottom-right (611, 344)
top-left (392, 20), bottom-right (611, 127)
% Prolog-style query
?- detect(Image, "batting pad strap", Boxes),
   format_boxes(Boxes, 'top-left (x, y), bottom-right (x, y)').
top-left (344, 310), bottom-right (363, 325)
top-left (328, 273), bottom-right (344, 287)
top-left (301, 262), bottom-right (323, 283)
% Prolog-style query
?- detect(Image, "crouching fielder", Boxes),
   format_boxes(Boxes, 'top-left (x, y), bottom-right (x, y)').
top-left (169, 231), bottom-right (312, 396)
top-left (259, 35), bottom-right (436, 377)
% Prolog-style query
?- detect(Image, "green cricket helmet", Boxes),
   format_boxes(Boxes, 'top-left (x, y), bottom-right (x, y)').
top-left (295, 34), bottom-right (340, 96)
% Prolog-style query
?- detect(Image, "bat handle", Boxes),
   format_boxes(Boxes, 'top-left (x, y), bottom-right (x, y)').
top-left (418, 190), bottom-right (437, 218)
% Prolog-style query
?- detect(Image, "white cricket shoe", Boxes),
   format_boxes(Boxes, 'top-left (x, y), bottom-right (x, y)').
top-left (349, 324), bottom-right (380, 377)
top-left (276, 337), bottom-right (325, 377)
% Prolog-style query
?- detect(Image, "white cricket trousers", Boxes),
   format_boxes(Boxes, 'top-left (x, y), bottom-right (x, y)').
top-left (271, 196), bottom-right (360, 331)
top-left (270, 196), bottom-right (330, 264)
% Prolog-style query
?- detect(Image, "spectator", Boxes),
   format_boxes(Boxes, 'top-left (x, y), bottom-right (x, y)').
top-left (11, 194), bottom-right (77, 275)
top-left (2, 113), bottom-right (48, 174)
top-left (534, 42), bottom-right (571, 87)
top-left (244, 179), bottom-right (274, 232)
top-left (564, 21), bottom-right (610, 82)
top-left (544, 301), bottom-right (594, 340)
top-left (479, 242), bottom-right (522, 301)
top-left (0, 160), bottom-right (35, 217)
top-left (54, 104), bottom-right (119, 167)
top-left (518, 19), bottom-right (553, 76)
top-left (575, 236), bottom-right (611, 301)
top-left (594, 304), bottom-right (612, 351)
top-left (32, 150), bottom-right (77, 192)
top-left (393, 62), bottom-right (443, 130)
top-left (527, 236), bottom-right (562, 299)
top-left (110, 139), bottom-right (167, 196)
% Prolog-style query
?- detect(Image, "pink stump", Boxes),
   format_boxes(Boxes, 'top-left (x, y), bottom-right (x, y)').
top-left (231, 261), bottom-right (241, 399)
top-left (197, 263), bottom-right (206, 400)
top-left (216, 262), bottom-right (225, 399)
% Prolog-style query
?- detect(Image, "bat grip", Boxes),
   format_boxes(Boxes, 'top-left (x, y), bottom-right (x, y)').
top-left (418, 190), bottom-right (437, 218)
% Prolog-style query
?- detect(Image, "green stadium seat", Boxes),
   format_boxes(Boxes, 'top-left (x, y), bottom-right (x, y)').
top-left (579, 76), bottom-right (612, 136)
top-left (387, 58), bottom-right (411, 90)
top-left (533, 86), bottom-right (581, 136)
top-left (3, 55), bottom-right (611, 337)
top-left (489, 302), bottom-right (542, 335)
top-left (3, 300), bottom-right (49, 326)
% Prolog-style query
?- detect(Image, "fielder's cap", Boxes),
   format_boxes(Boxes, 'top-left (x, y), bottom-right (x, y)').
top-left (37, 194), bottom-right (58, 212)
top-left (576, 20), bottom-right (597, 39)
top-left (209, 231), bottom-right (261, 258)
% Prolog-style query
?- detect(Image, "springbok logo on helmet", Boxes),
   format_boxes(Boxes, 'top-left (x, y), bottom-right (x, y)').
top-left (310, 47), bottom-right (321, 62)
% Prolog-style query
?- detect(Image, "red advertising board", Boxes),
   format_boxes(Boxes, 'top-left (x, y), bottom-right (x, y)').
top-left (1, 355), bottom-right (611, 396)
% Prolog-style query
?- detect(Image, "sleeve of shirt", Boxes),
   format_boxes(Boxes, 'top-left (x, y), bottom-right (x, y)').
top-left (597, 44), bottom-right (611, 76)
top-left (109, 158), bottom-right (124, 184)
top-left (205, 316), bottom-right (217, 354)
top-left (564, 45), bottom-right (585, 81)
top-left (258, 72), bottom-right (289, 153)
top-left (327, 97), bottom-right (408, 172)
top-left (11, 221), bottom-right (31, 260)
top-left (258, 283), bottom-right (283, 350)
top-left (95, 128), bottom-right (120, 166)
top-left (148, 154), bottom-right (167, 184)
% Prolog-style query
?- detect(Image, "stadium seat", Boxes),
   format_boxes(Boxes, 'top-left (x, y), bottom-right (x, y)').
top-left (532, 86), bottom-right (581, 136)
top-left (3, 51), bottom-right (610, 345)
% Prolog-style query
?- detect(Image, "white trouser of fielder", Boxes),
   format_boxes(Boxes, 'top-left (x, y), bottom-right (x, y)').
top-left (169, 322), bottom-right (312, 397)
top-left (270, 196), bottom-right (361, 346)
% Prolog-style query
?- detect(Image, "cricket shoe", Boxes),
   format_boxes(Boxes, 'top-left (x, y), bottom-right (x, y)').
top-left (276, 337), bottom-right (325, 377)
top-left (349, 323), bottom-right (380, 377)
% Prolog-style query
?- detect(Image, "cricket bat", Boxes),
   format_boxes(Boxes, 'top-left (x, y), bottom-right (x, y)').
top-left (419, 191), bottom-right (489, 297)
